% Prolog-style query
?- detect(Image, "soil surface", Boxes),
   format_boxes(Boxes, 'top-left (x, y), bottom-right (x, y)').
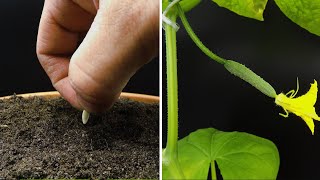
top-left (0, 95), bottom-right (159, 179)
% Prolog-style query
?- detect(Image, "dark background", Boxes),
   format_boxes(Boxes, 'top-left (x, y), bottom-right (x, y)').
top-left (0, 0), bottom-right (159, 97)
top-left (163, 0), bottom-right (320, 179)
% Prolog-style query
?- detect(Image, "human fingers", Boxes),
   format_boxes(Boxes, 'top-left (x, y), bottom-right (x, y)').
top-left (36, 0), bottom-right (95, 110)
top-left (68, 0), bottom-right (159, 112)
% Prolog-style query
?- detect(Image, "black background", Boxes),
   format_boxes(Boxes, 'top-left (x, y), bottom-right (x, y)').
top-left (163, 0), bottom-right (320, 179)
top-left (0, 0), bottom-right (159, 97)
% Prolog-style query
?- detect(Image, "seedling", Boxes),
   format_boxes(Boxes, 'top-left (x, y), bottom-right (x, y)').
top-left (162, 0), bottom-right (320, 179)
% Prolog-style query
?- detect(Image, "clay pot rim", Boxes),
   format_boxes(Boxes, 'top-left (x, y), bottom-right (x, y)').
top-left (0, 91), bottom-right (159, 104)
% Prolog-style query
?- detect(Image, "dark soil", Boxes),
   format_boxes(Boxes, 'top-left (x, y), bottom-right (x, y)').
top-left (0, 95), bottom-right (159, 179)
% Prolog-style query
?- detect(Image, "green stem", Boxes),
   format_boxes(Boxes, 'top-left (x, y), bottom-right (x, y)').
top-left (166, 13), bottom-right (178, 159)
top-left (211, 161), bottom-right (217, 180)
top-left (177, 5), bottom-right (277, 98)
top-left (165, 10), bottom-right (185, 178)
top-left (177, 4), bottom-right (227, 65)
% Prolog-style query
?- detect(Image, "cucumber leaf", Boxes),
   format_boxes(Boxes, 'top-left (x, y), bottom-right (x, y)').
top-left (163, 128), bottom-right (280, 179)
top-left (212, 0), bottom-right (268, 21)
top-left (274, 0), bottom-right (320, 36)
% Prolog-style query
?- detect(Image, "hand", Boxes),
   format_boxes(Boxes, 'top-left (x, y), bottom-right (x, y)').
top-left (37, 0), bottom-right (159, 112)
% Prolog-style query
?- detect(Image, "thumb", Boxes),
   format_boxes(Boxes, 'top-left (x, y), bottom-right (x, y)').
top-left (69, 0), bottom-right (159, 112)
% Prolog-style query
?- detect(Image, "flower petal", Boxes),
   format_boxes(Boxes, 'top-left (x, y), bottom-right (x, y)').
top-left (291, 80), bottom-right (318, 106)
top-left (301, 115), bottom-right (315, 135)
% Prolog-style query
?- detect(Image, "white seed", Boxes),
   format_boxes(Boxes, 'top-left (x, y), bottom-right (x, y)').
top-left (0, 125), bottom-right (8, 128)
top-left (82, 110), bottom-right (90, 124)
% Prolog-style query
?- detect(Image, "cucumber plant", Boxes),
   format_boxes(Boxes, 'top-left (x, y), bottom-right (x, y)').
top-left (162, 0), bottom-right (320, 179)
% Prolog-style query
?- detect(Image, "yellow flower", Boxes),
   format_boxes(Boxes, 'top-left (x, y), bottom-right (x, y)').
top-left (275, 80), bottom-right (320, 135)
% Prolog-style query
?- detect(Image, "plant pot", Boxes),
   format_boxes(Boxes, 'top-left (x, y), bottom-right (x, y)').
top-left (0, 91), bottom-right (159, 179)
top-left (0, 91), bottom-right (159, 103)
